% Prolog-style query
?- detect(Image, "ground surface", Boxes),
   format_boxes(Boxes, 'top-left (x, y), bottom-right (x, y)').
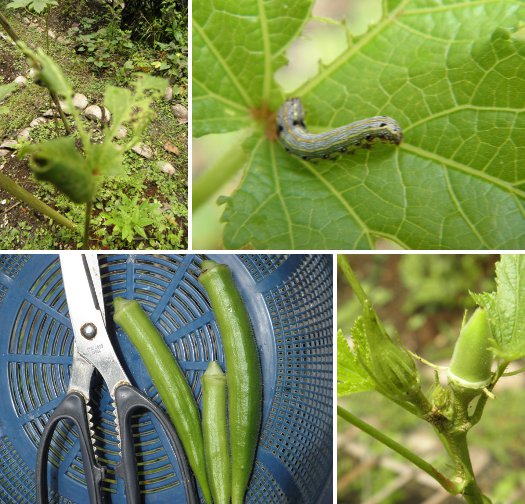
top-left (0, 5), bottom-right (188, 249)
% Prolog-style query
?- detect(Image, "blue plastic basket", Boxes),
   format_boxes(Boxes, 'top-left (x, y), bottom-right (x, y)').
top-left (0, 254), bottom-right (333, 503)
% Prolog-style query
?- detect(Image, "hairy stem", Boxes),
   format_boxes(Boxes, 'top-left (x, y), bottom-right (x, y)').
top-left (337, 404), bottom-right (463, 495)
top-left (0, 172), bottom-right (76, 230)
top-left (337, 255), bottom-right (368, 306)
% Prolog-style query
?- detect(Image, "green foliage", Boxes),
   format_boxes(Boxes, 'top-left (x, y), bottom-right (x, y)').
top-left (98, 194), bottom-right (160, 243)
top-left (399, 255), bottom-right (494, 312)
top-left (473, 255), bottom-right (525, 361)
top-left (69, 3), bottom-right (188, 84)
top-left (22, 136), bottom-right (94, 203)
top-left (194, 0), bottom-right (525, 249)
top-left (337, 329), bottom-right (374, 396)
top-left (6, 0), bottom-right (57, 14)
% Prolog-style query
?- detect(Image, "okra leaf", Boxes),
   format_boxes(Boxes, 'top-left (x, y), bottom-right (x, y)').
top-left (337, 329), bottom-right (375, 396)
top-left (473, 255), bottom-right (525, 361)
top-left (104, 86), bottom-right (134, 127)
top-left (194, 0), bottom-right (525, 249)
top-left (22, 137), bottom-right (94, 203)
top-left (7, 0), bottom-right (57, 13)
top-left (32, 49), bottom-right (73, 98)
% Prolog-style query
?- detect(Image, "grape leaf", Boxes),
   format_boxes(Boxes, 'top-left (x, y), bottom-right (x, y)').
top-left (473, 255), bottom-right (525, 361)
top-left (193, 0), bottom-right (525, 249)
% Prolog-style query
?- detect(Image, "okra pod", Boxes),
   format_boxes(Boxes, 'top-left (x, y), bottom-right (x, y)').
top-left (448, 308), bottom-right (493, 390)
top-left (113, 297), bottom-right (212, 504)
top-left (199, 260), bottom-right (262, 504)
top-left (202, 361), bottom-right (231, 504)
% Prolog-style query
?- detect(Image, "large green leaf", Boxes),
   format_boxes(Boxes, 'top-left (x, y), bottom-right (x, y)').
top-left (193, 0), bottom-right (525, 249)
top-left (473, 255), bottom-right (525, 362)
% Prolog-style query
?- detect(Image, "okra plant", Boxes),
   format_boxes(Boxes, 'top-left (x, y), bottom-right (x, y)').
top-left (338, 254), bottom-right (525, 504)
top-left (0, 14), bottom-right (167, 248)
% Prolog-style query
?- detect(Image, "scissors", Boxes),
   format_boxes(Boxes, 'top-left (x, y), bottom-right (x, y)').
top-left (36, 254), bottom-right (198, 504)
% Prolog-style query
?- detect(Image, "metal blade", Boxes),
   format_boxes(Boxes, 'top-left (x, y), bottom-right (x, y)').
top-left (60, 254), bottom-right (131, 396)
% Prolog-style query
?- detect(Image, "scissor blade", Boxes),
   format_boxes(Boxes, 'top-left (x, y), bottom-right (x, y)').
top-left (60, 254), bottom-right (130, 395)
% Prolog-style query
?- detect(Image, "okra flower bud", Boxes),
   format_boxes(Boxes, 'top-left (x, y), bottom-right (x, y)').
top-left (448, 308), bottom-right (493, 390)
top-left (362, 302), bottom-right (421, 400)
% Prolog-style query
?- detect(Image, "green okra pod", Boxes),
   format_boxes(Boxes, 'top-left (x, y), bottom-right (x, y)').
top-left (202, 361), bottom-right (231, 504)
top-left (448, 307), bottom-right (493, 390)
top-left (113, 297), bottom-right (212, 504)
top-left (199, 260), bottom-right (262, 504)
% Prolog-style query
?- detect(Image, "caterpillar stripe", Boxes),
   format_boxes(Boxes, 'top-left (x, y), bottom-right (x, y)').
top-left (276, 98), bottom-right (403, 160)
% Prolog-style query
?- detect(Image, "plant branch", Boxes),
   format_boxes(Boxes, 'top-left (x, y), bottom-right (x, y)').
top-left (0, 172), bottom-right (76, 230)
top-left (337, 255), bottom-right (368, 306)
top-left (470, 361), bottom-right (509, 426)
top-left (337, 404), bottom-right (463, 495)
top-left (82, 200), bottom-right (93, 249)
top-left (0, 12), bottom-right (20, 43)
top-left (193, 142), bottom-right (248, 211)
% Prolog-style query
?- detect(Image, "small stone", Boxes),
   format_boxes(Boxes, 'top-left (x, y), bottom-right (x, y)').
top-left (132, 143), bottom-right (154, 159)
top-left (22, 17), bottom-right (31, 25)
top-left (17, 128), bottom-right (31, 142)
top-left (48, 29), bottom-right (56, 39)
top-left (14, 76), bottom-right (27, 87)
top-left (0, 149), bottom-right (11, 157)
top-left (158, 161), bottom-right (176, 176)
top-left (114, 125), bottom-right (128, 140)
top-left (43, 108), bottom-right (57, 118)
top-left (58, 100), bottom-right (72, 115)
top-left (57, 36), bottom-right (67, 44)
top-left (84, 105), bottom-right (102, 121)
top-left (29, 68), bottom-right (37, 79)
top-left (0, 140), bottom-right (18, 150)
top-left (30, 117), bottom-right (48, 128)
top-left (164, 86), bottom-right (173, 101)
top-left (72, 93), bottom-right (89, 110)
top-left (101, 107), bottom-right (111, 124)
top-left (172, 104), bottom-right (188, 124)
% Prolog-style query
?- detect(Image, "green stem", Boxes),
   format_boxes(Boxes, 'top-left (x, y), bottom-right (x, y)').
top-left (337, 404), bottom-right (462, 495)
top-left (192, 142), bottom-right (248, 211)
top-left (0, 172), bottom-right (76, 230)
top-left (471, 361), bottom-right (508, 426)
top-left (0, 12), bottom-right (20, 43)
top-left (82, 200), bottom-right (92, 249)
top-left (438, 432), bottom-right (489, 504)
top-left (44, 10), bottom-right (49, 53)
top-left (49, 92), bottom-right (71, 134)
top-left (337, 255), bottom-right (368, 306)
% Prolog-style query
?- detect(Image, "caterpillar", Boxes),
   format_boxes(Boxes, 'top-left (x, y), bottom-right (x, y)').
top-left (276, 97), bottom-right (403, 160)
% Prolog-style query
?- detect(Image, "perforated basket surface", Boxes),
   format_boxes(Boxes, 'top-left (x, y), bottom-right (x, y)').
top-left (0, 254), bottom-right (333, 504)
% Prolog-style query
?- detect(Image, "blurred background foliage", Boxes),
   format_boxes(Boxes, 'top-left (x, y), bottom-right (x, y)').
top-left (338, 254), bottom-right (525, 504)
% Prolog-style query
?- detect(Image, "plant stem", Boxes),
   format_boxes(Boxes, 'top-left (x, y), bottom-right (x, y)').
top-left (44, 10), bottom-right (50, 53)
top-left (337, 255), bottom-right (368, 306)
top-left (438, 431), bottom-right (490, 504)
top-left (82, 201), bottom-right (92, 249)
top-left (0, 12), bottom-right (20, 43)
top-left (337, 404), bottom-right (463, 495)
top-left (192, 142), bottom-right (248, 211)
top-left (0, 172), bottom-right (76, 230)
top-left (49, 92), bottom-right (71, 134)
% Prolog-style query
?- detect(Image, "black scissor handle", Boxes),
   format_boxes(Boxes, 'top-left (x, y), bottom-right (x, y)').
top-left (114, 384), bottom-right (198, 504)
top-left (36, 392), bottom-right (105, 504)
